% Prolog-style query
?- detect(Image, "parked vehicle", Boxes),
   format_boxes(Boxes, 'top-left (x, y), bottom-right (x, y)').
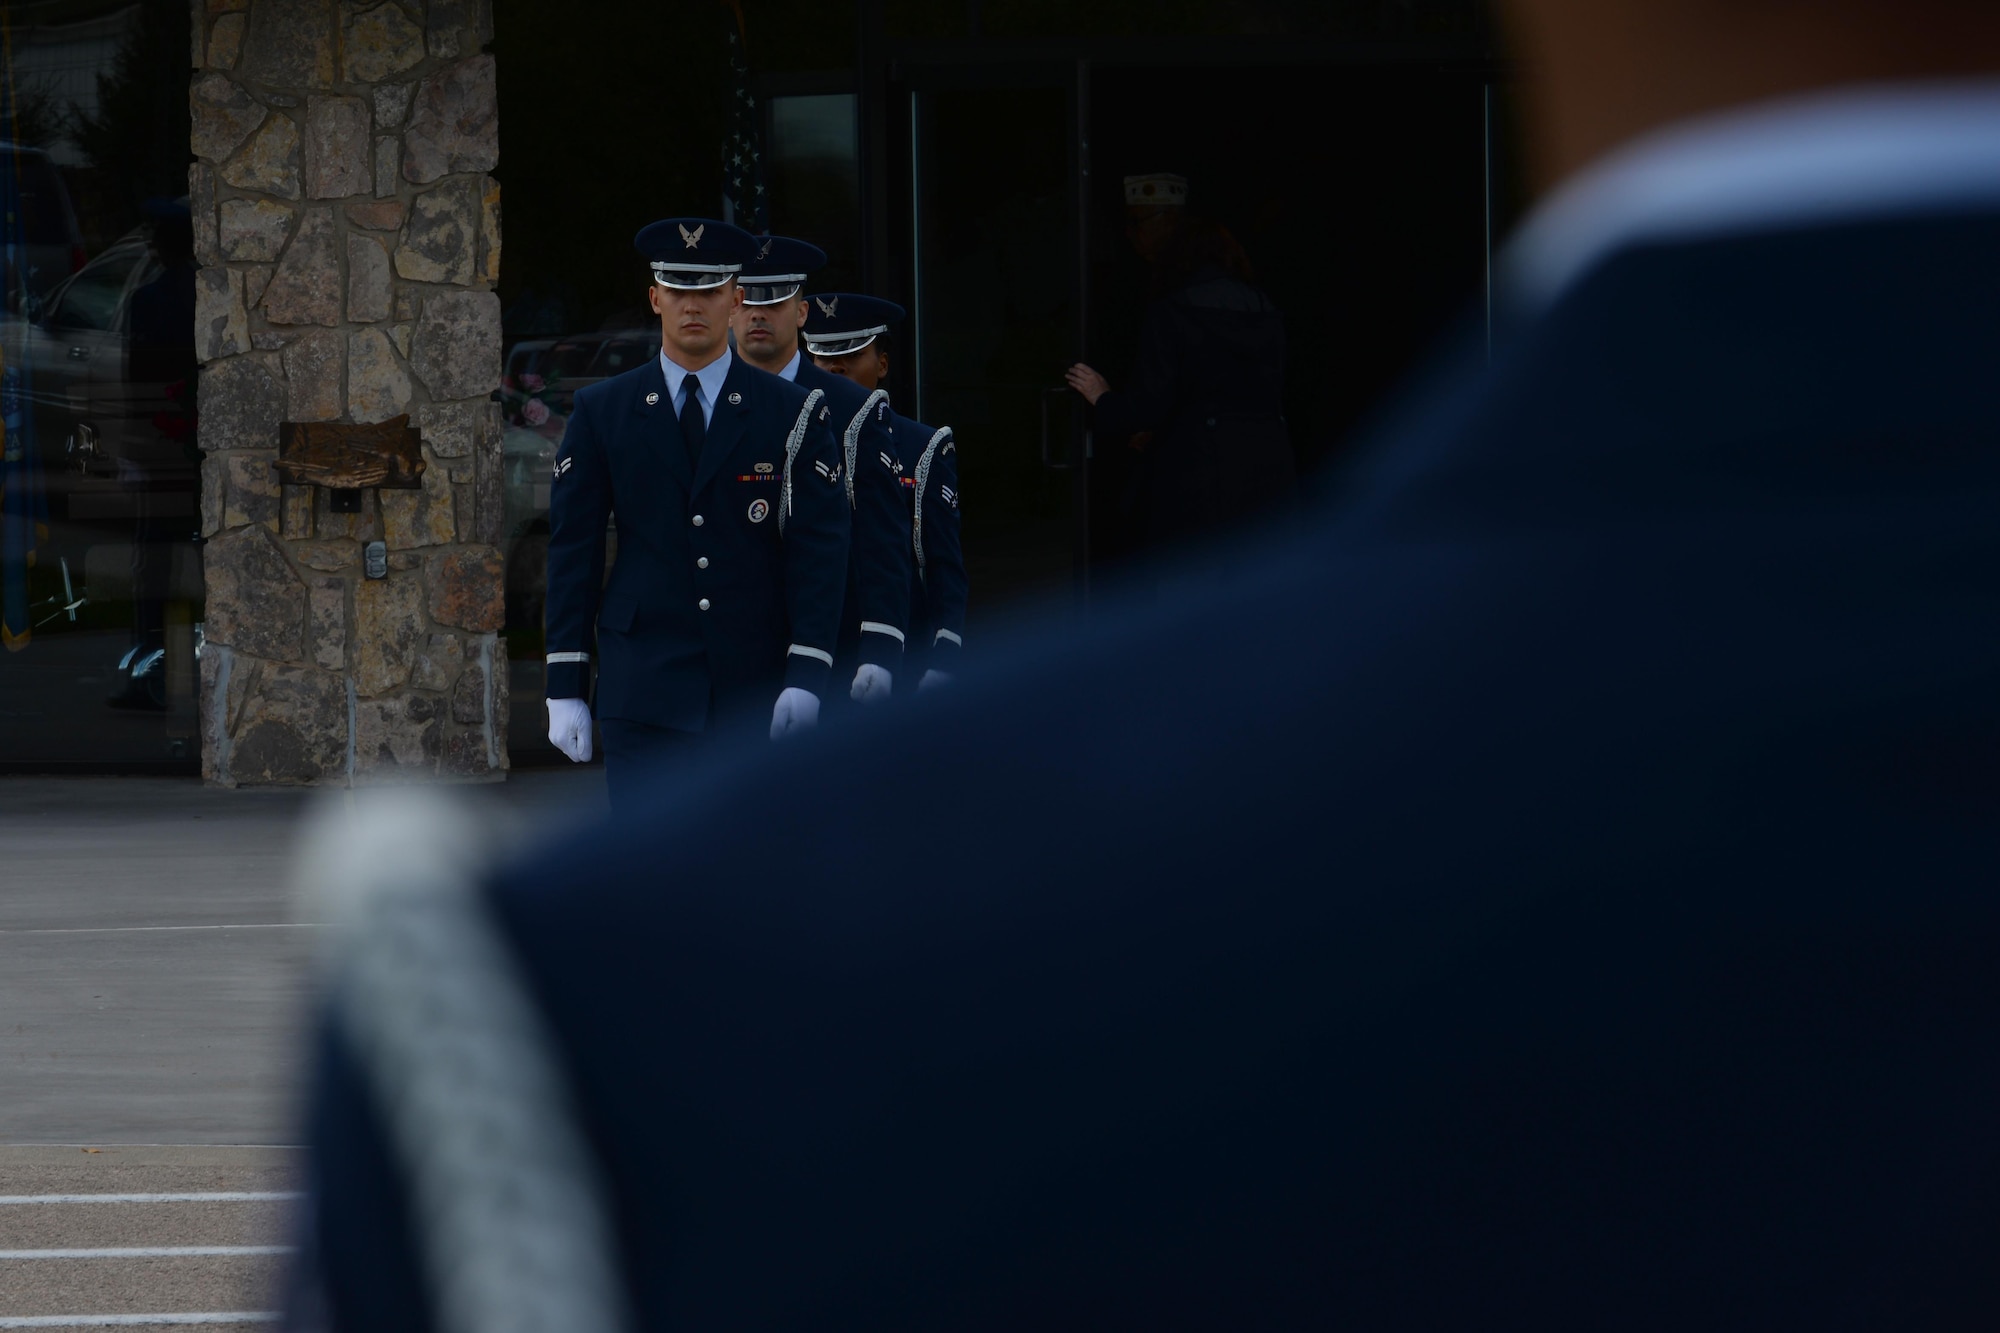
top-left (9, 226), bottom-right (193, 527)
top-left (497, 333), bottom-right (653, 660)
top-left (0, 141), bottom-right (88, 313)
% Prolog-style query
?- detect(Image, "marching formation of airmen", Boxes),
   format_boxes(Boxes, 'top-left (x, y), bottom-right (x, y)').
top-left (541, 218), bottom-right (965, 801)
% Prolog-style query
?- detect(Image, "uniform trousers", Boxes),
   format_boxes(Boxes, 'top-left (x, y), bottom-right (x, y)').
top-left (597, 718), bottom-right (709, 814)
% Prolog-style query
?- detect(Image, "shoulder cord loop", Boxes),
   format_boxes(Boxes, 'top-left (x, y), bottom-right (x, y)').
top-left (911, 426), bottom-right (953, 578)
top-left (779, 388), bottom-right (824, 536)
top-left (843, 389), bottom-right (892, 509)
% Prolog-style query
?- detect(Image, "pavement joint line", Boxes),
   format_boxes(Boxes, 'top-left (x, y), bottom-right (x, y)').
top-left (0, 1194), bottom-right (303, 1205)
top-left (0, 925), bottom-right (324, 937)
top-left (0, 1317), bottom-right (279, 1328)
top-left (0, 1247), bottom-right (296, 1260)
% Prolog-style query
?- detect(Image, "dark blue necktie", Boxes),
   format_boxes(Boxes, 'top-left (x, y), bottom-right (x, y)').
top-left (678, 376), bottom-right (706, 472)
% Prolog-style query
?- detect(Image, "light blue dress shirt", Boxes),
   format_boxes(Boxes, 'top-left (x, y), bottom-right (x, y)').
top-left (659, 348), bottom-right (733, 428)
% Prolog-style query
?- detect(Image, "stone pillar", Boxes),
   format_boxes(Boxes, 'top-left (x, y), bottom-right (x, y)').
top-left (191, 0), bottom-right (508, 785)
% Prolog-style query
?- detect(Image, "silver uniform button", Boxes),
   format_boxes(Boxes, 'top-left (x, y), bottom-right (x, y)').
top-left (698, 598), bottom-right (711, 611)
top-left (691, 514), bottom-right (704, 526)
top-left (697, 557), bottom-right (709, 569)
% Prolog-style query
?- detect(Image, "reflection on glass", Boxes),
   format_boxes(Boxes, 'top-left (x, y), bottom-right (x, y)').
top-left (0, 3), bottom-right (199, 769)
top-left (768, 94), bottom-right (859, 290)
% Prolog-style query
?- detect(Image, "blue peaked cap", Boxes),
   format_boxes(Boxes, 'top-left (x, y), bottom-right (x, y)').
top-left (740, 235), bottom-right (828, 286)
top-left (802, 292), bottom-right (907, 355)
top-left (634, 217), bottom-right (757, 290)
top-left (739, 235), bottom-right (828, 306)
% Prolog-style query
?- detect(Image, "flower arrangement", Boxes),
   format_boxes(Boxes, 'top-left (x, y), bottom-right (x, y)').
top-left (501, 369), bottom-right (567, 442)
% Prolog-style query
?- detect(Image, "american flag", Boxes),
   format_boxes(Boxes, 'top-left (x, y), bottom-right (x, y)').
top-left (721, 8), bottom-right (768, 233)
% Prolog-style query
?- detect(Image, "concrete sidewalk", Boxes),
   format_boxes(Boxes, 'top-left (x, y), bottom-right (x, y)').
top-left (0, 771), bottom-right (604, 1324)
top-left (0, 1145), bottom-right (303, 1324)
top-left (0, 769), bottom-right (606, 1147)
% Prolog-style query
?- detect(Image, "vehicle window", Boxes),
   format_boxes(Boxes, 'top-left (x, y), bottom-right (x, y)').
top-left (546, 340), bottom-right (599, 377)
top-left (506, 345), bottom-right (551, 382)
top-left (46, 246), bottom-right (143, 333)
top-left (588, 338), bottom-right (651, 376)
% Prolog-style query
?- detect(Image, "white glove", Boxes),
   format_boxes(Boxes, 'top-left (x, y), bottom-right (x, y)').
top-left (849, 663), bottom-right (893, 704)
top-left (769, 686), bottom-right (820, 740)
top-left (917, 669), bottom-right (952, 693)
top-left (546, 697), bottom-right (593, 763)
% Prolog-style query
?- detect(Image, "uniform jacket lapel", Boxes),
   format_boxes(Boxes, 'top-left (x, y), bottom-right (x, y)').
top-left (629, 356), bottom-right (692, 490)
top-left (693, 358), bottom-right (752, 495)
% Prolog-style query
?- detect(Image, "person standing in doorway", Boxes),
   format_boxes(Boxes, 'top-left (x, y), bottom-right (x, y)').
top-left (542, 218), bottom-right (849, 804)
top-left (808, 295), bottom-right (964, 690)
top-left (1067, 175), bottom-right (1295, 556)
top-left (730, 237), bottom-right (911, 706)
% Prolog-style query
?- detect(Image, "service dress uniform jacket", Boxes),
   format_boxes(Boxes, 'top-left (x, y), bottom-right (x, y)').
top-left (790, 359), bottom-right (911, 672)
top-left (299, 86), bottom-right (2000, 1333)
top-left (543, 352), bottom-right (849, 733)
top-left (1094, 264), bottom-right (1295, 549)
top-left (889, 408), bottom-right (965, 676)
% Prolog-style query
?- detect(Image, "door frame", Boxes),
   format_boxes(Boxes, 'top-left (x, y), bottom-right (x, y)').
top-left (891, 57), bottom-right (1093, 595)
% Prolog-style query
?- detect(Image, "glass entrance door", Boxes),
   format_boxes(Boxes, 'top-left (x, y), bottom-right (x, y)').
top-left (1, 5), bottom-right (203, 772)
top-left (903, 64), bottom-right (1087, 620)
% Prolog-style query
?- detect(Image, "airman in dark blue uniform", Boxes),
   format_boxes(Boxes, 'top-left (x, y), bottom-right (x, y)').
top-left (730, 239), bottom-right (911, 705)
top-left (296, 10), bottom-right (2000, 1331)
top-left (808, 295), bottom-right (965, 690)
top-left (542, 219), bottom-right (849, 800)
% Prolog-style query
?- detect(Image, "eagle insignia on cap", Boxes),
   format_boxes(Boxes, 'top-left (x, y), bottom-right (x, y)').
top-left (679, 223), bottom-right (705, 249)
top-left (815, 295), bottom-right (838, 318)
top-left (757, 238), bottom-right (773, 260)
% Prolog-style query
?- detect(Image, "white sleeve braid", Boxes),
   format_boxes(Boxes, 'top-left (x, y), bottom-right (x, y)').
top-left (297, 793), bottom-right (630, 1333)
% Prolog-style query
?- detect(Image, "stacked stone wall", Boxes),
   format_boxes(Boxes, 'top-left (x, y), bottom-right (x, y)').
top-left (190, 0), bottom-right (508, 785)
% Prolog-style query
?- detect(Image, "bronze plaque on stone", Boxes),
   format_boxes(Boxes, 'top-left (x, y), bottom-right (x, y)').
top-left (276, 416), bottom-right (425, 490)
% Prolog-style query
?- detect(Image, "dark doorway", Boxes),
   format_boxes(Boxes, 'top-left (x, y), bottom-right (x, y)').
top-left (886, 52), bottom-right (1503, 602)
top-left (903, 66), bottom-right (1086, 614)
top-left (1086, 62), bottom-right (1494, 518)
